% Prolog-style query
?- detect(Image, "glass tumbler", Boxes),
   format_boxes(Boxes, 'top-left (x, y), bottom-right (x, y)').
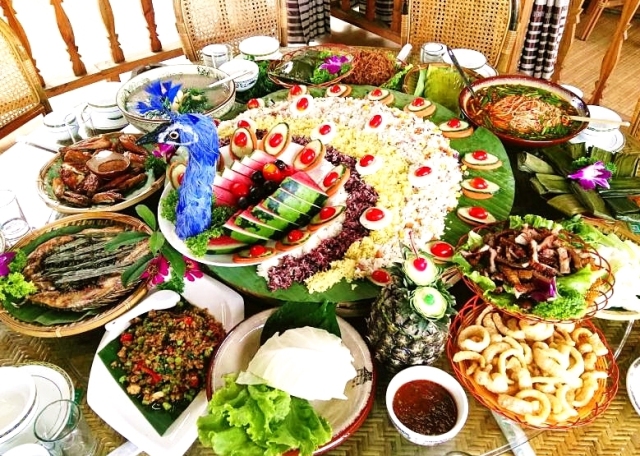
top-left (0, 189), bottom-right (30, 245)
top-left (33, 400), bottom-right (97, 456)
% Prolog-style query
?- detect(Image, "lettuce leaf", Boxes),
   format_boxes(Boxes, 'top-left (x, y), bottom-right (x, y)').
top-left (198, 374), bottom-right (331, 456)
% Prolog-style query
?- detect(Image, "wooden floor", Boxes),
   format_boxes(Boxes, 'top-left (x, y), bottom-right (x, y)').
top-left (2, 11), bottom-right (639, 153)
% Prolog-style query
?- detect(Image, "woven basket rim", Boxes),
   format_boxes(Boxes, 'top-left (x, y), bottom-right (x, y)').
top-left (267, 44), bottom-right (358, 89)
top-left (36, 133), bottom-right (165, 215)
top-left (0, 212), bottom-right (152, 338)
top-left (455, 220), bottom-right (614, 323)
top-left (447, 296), bottom-right (620, 429)
top-left (401, 62), bottom-right (484, 95)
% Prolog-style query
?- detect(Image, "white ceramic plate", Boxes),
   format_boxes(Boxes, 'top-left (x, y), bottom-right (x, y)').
top-left (158, 142), bottom-right (343, 267)
top-left (627, 357), bottom-right (640, 417)
top-left (0, 363), bottom-right (74, 451)
top-left (570, 129), bottom-right (625, 153)
top-left (586, 105), bottom-right (623, 133)
top-left (442, 48), bottom-right (488, 70)
top-left (238, 36), bottom-right (280, 58)
top-left (474, 64), bottom-right (498, 78)
top-left (207, 309), bottom-right (376, 454)
top-left (87, 275), bottom-right (244, 456)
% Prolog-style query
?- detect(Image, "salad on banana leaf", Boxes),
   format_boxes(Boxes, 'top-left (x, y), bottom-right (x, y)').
top-left (453, 215), bottom-right (610, 320)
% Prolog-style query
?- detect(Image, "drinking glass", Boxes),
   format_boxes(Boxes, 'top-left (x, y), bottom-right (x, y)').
top-left (0, 189), bottom-right (30, 245)
top-left (33, 400), bottom-right (97, 456)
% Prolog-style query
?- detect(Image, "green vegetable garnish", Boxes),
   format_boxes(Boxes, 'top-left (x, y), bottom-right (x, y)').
top-left (260, 301), bottom-right (340, 345)
top-left (184, 205), bottom-right (235, 257)
top-left (0, 250), bottom-right (37, 303)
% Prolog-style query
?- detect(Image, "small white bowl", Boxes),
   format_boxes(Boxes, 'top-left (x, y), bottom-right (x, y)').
top-left (0, 367), bottom-right (37, 445)
top-left (218, 59), bottom-right (259, 92)
top-left (43, 111), bottom-right (79, 142)
top-left (239, 36), bottom-right (280, 59)
top-left (586, 105), bottom-right (622, 133)
top-left (386, 365), bottom-right (468, 446)
top-left (3, 443), bottom-right (50, 456)
top-left (443, 48), bottom-right (487, 70)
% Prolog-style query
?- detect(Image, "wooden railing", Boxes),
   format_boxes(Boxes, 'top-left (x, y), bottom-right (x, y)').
top-left (0, 0), bottom-right (184, 98)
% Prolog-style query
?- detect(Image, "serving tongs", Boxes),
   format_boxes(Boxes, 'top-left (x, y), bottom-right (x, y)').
top-left (446, 47), bottom-right (478, 101)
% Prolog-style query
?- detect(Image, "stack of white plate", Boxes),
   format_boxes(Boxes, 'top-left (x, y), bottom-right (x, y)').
top-left (570, 105), bottom-right (625, 153)
top-left (442, 48), bottom-right (498, 78)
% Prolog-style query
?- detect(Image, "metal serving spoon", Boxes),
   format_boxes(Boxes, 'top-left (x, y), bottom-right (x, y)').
top-left (446, 47), bottom-right (478, 101)
top-left (206, 70), bottom-right (252, 89)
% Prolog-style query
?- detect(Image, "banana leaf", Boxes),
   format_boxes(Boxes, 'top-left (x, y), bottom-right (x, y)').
top-left (604, 196), bottom-right (640, 215)
top-left (531, 173), bottom-right (571, 195)
top-left (518, 152), bottom-right (556, 174)
top-left (571, 182), bottom-right (614, 220)
top-left (547, 193), bottom-right (588, 216)
top-left (209, 86), bottom-right (514, 304)
top-left (612, 153), bottom-right (640, 177)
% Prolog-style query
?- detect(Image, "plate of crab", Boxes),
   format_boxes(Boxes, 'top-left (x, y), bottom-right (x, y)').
top-left (36, 132), bottom-right (165, 214)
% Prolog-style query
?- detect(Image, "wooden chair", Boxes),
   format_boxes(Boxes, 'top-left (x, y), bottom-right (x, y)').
top-left (0, 19), bottom-right (51, 139)
top-left (577, 0), bottom-right (625, 41)
top-left (403, 0), bottom-right (513, 69)
top-left (173, 0), bottom-right (288, 62)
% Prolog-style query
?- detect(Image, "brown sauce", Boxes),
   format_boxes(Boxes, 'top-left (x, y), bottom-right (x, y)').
top-left (98, 159), bottom-right (128, 173)
top-left (392, 379), bottom-right (457, 435)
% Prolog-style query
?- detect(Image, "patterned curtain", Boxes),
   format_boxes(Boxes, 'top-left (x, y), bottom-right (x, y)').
top-left (286, 0), bottom-right (331, 44)
top-left (518, 0), bottom-right (570, 79)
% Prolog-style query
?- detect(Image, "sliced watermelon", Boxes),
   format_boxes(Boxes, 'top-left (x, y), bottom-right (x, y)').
top-left (264, 197), bottom-right (312, 225)
top-left (223, 219), bottom-right (269, 244)
top-left (222, 167), bottom-right (253, 186)
top-left (213, 175), bottom-right (235, 192)
top-left (272, 188), bottom-right (321, 216)
top-left (280, 173), bottom-right (328, 206)
top-left (213, 185), bottom-right (237, 206)
top-left (235, 211), bottom-right (283, 239)
top-left (240, 156), bottom-right (264, 172)
top-left (251, 205), bottom-right (296, 230)
top-left (249, 149), bottom-right (275, 166)
top-left (207, 235), bottom-right (247, 254)
top-left (231, 160), bottom-right (257, 179)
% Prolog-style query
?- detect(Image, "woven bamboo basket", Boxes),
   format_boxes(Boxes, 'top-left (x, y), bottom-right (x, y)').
top-left (401, 62), bottom-right (484, 96)
top-left (36, 132), bottom-right (165, 215)
top-left (0, 213), bottom-right (151, 337)
top-left (583, 217), bottom-right (640, 321)
top-left (456, 221), bottom-right (614, 323)
top-left (267, 44), bottom-right (357, 89)
top-left (447, 296), bottom-right (619, 429)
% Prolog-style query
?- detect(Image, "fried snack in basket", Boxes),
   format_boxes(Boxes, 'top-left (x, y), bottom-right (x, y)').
top-left (447, 297), bottom-right (619, 429)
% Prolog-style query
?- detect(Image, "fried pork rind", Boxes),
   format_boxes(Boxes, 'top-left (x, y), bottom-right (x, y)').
top-left (452, 306), bottom-right (612, 427)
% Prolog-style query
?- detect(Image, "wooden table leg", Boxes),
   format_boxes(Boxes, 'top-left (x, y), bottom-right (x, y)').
top-left (590, 0), bottom-right (640, 105)
top-left (551, 0), bottom-right (585, 83)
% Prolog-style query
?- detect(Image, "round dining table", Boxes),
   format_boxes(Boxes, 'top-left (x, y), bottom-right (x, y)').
top-left (0, 74), bottom-right (639, 456)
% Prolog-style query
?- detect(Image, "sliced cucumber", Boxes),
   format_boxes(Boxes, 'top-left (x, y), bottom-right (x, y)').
top-left (411, 287), bottom-right (447, 319)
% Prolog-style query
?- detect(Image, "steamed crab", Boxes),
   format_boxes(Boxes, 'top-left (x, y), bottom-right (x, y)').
top-left (51, 134), bottom-right (150, 207)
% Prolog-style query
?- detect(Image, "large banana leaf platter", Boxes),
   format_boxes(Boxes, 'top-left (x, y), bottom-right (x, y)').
top-left (204, 86), bottom-right (515, 304)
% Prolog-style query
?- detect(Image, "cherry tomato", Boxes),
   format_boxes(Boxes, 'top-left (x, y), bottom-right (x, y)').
top-left (323, 171), bottom-right (339, 188)
top-left (370, 88), bottom-right (383, 97)
top-left (369, 114), bottom-right (383, 128)
top-left (329, 84), bottom-right (342, 94)
top-left (447, 118), bottom-right (461, 128)
top-left (237, 119), bottom-right (251, 128)
top-left (359, 154), bottom-right (375, 167)
top-left (268, 132), bottom-right (284, 148)
top-left (319, 124), bottom-right (332, 135)
top-left (287, 230), bottom-right (305, 242)
top-left (263, 163), bottom-right (283, 181)
top-left (247, 98), bottom-right (261, 109)
top-left (249, 245), bottom-right (268, 257)
top-left (233, 131), bottom-right (248, 147)
top-left (299, 148), bottom-right (316, 165)
top-left (319, 206), bottom-right (336, 220)
top-left (430, 242), bottom-right (453, 258)
top-left (296, 97), bottom-right (309, 111)
top-left (365, 208), bottom-right (384, 221)
top-left (472, 150), bottom-right (488, 161)
top-left (469, 177), bottom-right (488, 189)
top-left (411, 97), bottom-right (426, 107)
top-left (290, 85), bottom-right (304, 96)
top-left (469, 207), bottom-right (488, 219)
top-left (415, 166), bottom-right (432, 176)
top-left (230, 182), bottom-right (250, 197)
top-left (371, 269), bottom-right (391, 284)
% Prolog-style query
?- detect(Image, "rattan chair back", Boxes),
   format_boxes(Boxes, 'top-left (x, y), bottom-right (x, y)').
top-left (173, 0), bottom-right (287, 62)
top-left (404, 0), bottom-right (512, 68)
top-left (630, 97), bottom-right (640, 141)
top-left (0, 19), bottom-right (51, 138)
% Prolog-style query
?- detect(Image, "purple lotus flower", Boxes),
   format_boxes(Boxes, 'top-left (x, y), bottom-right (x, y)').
top-left (152, 143), bottom-right (176, 160)
top-left (142, 255), bottom-right (170, 286)
top-left (0, 252), bottom-right (16, 277)
top-left (567, 161), bottom-right (612, 190)
top-left (319, 55), bottom-right (350, 75)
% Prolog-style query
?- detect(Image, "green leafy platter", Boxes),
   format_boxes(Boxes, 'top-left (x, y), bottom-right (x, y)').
top-left (36, 132), bottom-right (165, 215)
top-left (0, 213), bottom-right (151, 337)
top-left (207, 86), bottom-right (514, 304)
top-left (87, 276), bottom-right (244, 453)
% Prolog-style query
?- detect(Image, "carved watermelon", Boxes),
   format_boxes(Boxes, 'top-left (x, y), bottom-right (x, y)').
top-left (213, 185), bottom-right (237, 206)
top-left (251, 204), bottom-right (297, 230)
top-left (280, 172), bottom-right (328, 206)
top-left (240, 156), bottom-right (264, 172)
top-left (222, 167), bottom-right (253, 187)
top-left (207, 235), bottom-right (247, 254)
top-left (249, 149), bottom-right (275, 166)
top-left (231, 160), bottom-right (256, 178)
top-left (235, 211), bottom-right (283, 239)
top-left (223, 219), bottom-right (270, 244)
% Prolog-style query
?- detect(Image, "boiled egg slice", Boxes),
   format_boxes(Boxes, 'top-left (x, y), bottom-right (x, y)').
top-left (246, 98), bottom-right (265, 109)
top-left (236, 117), bottom-right (257, 131)
top-left (288, 84), bottom-right (308, 100)
top-left (325, 84), bottom-right (351, 97)
top-left (360, 206), bottom-right (392, 230)
top-left (289, 94), bottom-right (314, 116)
top-left (367, 87), bottom-right (392, 103)
top-left (407, 165), bottom-right (435, 188)
top-left (355, 154), bottom-right (384, 176)
top-left (310, 121), bottom-right (338, 144)
top-left (457, 206), bottom-right (497, 226)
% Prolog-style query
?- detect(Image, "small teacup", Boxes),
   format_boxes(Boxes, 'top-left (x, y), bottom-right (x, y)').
top-left (201, 44), bottom-right (233, 69)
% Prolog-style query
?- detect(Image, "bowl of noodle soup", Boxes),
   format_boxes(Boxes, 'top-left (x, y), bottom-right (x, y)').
top-left (459, 75), bottom-right (589, 148)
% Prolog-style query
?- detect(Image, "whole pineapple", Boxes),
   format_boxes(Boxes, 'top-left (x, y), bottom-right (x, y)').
top-left (366, 246), bottom-right (456, 373)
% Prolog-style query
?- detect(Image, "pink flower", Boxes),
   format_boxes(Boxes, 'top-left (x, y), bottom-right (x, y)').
top-left (142, 255), bottom-right (170, 285)
top-left (567, 161), bottom-right (612, 190)
top-left (184, 257), bottom-right (203, 282)
top-left (152, 143), bottom-right (176, 160)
